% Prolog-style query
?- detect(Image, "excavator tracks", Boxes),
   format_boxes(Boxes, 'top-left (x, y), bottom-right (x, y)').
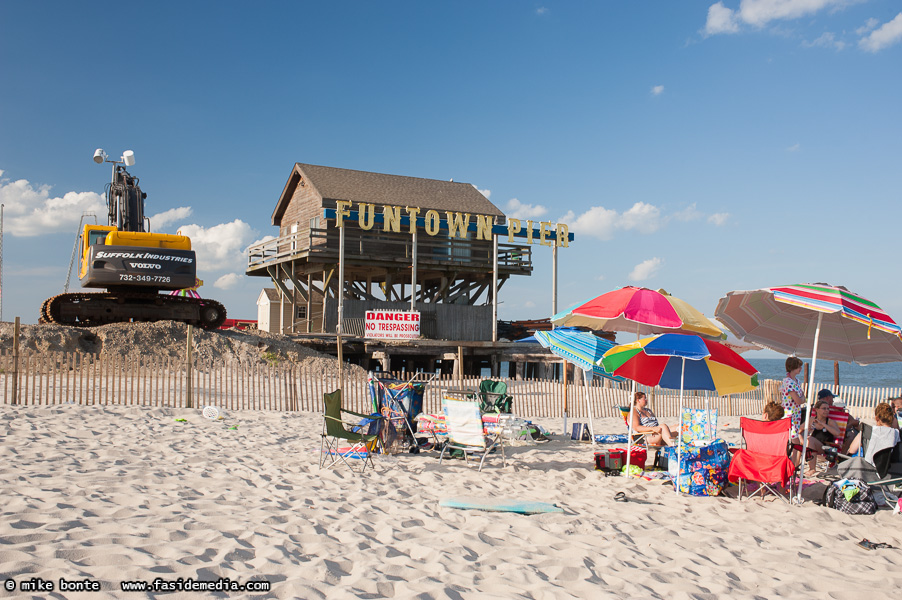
top-left (40, 292), bottom-right (227, 330)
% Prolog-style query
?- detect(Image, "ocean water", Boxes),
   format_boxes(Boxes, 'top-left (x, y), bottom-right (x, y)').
top-left (748, 358), bottom-right (902, 389)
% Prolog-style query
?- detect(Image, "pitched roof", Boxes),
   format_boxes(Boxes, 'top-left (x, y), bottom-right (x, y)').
top-left (259, 288), bottom-right (280, 302)
top-left (272, 163), bottom-right (504, 225)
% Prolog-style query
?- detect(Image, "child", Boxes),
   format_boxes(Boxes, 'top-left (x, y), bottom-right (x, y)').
top-left (763, 401), bottom-right (785, 422)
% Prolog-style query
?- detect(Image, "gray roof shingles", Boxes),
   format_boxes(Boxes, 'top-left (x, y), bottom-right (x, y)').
top-left (273, 163), bottom-right (504, 225)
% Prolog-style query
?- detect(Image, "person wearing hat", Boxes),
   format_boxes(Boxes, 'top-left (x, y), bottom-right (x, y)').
top-left (817, 389), bottom-right (860, 452)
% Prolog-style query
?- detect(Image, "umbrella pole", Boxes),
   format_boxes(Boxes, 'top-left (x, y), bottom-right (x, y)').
top-left (676, 357), bottom-right (686, 495)
top-left (625, 327), bottom-right (641, 476)
top-left (797, 312), bottom-right (823, 505)
top-left (563, 362), bottom-right (568, 436)
top-left (584, 369), bottom-right (596, 446)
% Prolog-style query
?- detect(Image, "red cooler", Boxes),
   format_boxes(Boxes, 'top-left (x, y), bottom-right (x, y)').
top-left (615, 446), bottom-right (647, 470)
top-left (594, 448), bottom-right (625, 471)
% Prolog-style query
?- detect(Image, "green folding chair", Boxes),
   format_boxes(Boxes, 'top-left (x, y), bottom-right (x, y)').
top-left (320, 389), bottom-right (383, 473)
top-left (478, 380), bottom-right (513, 414)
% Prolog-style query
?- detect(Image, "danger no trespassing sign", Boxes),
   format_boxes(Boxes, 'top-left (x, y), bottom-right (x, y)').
top-left (364, 310), bottom-right (420, 340)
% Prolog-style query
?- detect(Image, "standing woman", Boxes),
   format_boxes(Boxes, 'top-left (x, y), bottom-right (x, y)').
top-left (780, 356), bottom-right (806, 441)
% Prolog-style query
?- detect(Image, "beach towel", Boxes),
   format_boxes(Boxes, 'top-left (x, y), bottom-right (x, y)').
top-left (865, 427), bottom-right (900, 466)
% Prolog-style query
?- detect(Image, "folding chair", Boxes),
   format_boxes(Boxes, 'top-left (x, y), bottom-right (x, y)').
top-left (439, 396), bottom-right (505, 471)
top-left (478, 380), bottom-right (513, 414)
top-left (320, 389), bottom-right (383, 473)
top-left (617, 406), bottom-right (648, 446)
top-left (368, 372), bottom-right (431, 454)
top-left (728, 417), bottom-right (796, 503)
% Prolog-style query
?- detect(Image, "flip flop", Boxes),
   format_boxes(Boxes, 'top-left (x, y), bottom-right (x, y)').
top-left (858, 538), bottom-right (897, 550)
top-left (613, 491), bottom-right (662, 505)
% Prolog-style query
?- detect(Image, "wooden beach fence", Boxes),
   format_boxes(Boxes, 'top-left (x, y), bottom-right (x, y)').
top-left (2, 349), bottom-right (900, 419)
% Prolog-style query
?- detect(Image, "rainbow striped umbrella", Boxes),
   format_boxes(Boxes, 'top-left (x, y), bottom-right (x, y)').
top-left (715, 283), bottom-right (902, 365)
top-left (599, 334), bottom-right (759, 396)
top-left (715, 283), bottom-right (902, 504)
top-left (600, 334), bottom-right (758, 494)
top-left (552, 286), bottom-right (723, 337)
top-left (552, 287), bottom-right (721, 469)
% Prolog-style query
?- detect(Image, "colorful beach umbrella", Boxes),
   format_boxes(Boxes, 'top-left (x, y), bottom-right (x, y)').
top-left (715, 283), bottom-right (902, 365)
top-left (534, 329), bottom-right (621, 381)
top-left (715, 282), bottom-right (902, 504)
top-left (599, 334), bottom-right (759, 396)
top-left (600, 333), bottom-right (759, 493)
top-left (552, 286), bottom-right (723, 337)
top-left (170, 277), bottom-right (204, 300)
top-left (552, 286), bottom-right (722, 471)
top-left (535, 329), bottom-right (623, 443)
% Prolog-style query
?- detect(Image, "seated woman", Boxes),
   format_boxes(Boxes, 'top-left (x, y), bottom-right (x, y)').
top-left (762, 401), bottom-right (785, 422)
top-left (794, 400), bottom-right (843, 473)
top-left (846, 402), bottom-right (901, 461)
top-left (806, 400), bottom-right (843, 450)
top-left (630, 391), bottom-right (678, 447)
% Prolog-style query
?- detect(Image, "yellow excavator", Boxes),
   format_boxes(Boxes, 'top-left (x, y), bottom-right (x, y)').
top-left (40, 149), bottom-right (226, 329)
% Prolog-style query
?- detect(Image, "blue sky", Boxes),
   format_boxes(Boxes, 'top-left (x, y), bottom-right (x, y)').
top-left (1, 1), bottom-right (900, 356)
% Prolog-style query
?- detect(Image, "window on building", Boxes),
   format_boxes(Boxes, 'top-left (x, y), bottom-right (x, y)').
top-left (290, 223), bottom-right (298, 251)
top-left (296, 306), bottom-right (307, 320)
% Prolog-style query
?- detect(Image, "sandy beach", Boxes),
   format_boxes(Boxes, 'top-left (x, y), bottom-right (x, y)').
top-left (0, 405), bottom-right (900, 599)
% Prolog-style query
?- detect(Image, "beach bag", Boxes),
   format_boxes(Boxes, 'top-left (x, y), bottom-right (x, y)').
top-left (571, 423), bottom-right (591, 441)
top-left (823, 480), bottom-right (877, 515)
top-left (666, 439), bottom-right (731, 496)
top-left (653, 448), bottom-right (669, 471)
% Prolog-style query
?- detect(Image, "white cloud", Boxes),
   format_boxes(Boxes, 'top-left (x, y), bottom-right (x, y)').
top-left (505, 198), bottom-right (548, 220)
top-left (177, 219), bottom-right (257, 272)
top-left (738, 0), bottom-right (850, 28)
top-left (249, 234), bottom-right (276, 247)
top-left (673, 203), bottom-right (703, 222)
top-left (474, 185), bottom-right (491, 199)
top-left (560, 206), bottom-right (620, 240)
top-left (536, 7), bottom-right (548, 15)
top-left (705, 2), bottom-right (740, 35)
top-left (561, 201), bottom-right (726, 240)
top-left (619, 202), bottom-right (663, 234)
top-left (214, 273), bottom-right (243, 290)
top-left (856, 17), bottom-right (879, 36)
top-left (859, 13), bottom-right (902, 52)
top-left (802, 31), bottom-right (846, 50)
top-left (786, 142), bottom-right (801, 151)
top-left (0, 172), bottom-right (105, 237)
top-left (704, 0), bottom-right (855, 36)
top-left (708, 213), bottom-right (730, 226)
top-left (628, 258), bottom-right (663, 282)
top-left (651, 85), bottom-right (665, 96)
top-left (150, 206), bottom-right (193, 230)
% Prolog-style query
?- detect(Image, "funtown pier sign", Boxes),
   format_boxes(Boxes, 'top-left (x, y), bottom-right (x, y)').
top-left (324, 201), bottom-right (573, 247)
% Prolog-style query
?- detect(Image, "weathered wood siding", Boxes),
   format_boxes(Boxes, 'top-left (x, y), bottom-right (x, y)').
top-left (323, 298), bottom-right (492, 340)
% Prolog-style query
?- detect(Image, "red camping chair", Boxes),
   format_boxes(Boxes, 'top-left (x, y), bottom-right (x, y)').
top-left (728, 417), bottom-right (796, 503)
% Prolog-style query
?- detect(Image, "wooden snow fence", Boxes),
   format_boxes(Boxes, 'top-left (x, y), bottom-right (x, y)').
top-left (1, 352), bottom-right (899, 418)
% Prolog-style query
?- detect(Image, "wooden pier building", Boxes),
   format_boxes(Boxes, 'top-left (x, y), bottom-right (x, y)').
top-left (245, 163), bottom-right (534, 341)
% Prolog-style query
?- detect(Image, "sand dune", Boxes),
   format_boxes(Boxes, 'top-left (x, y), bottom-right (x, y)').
top-left (0, 406), bottom-right (899, 599)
